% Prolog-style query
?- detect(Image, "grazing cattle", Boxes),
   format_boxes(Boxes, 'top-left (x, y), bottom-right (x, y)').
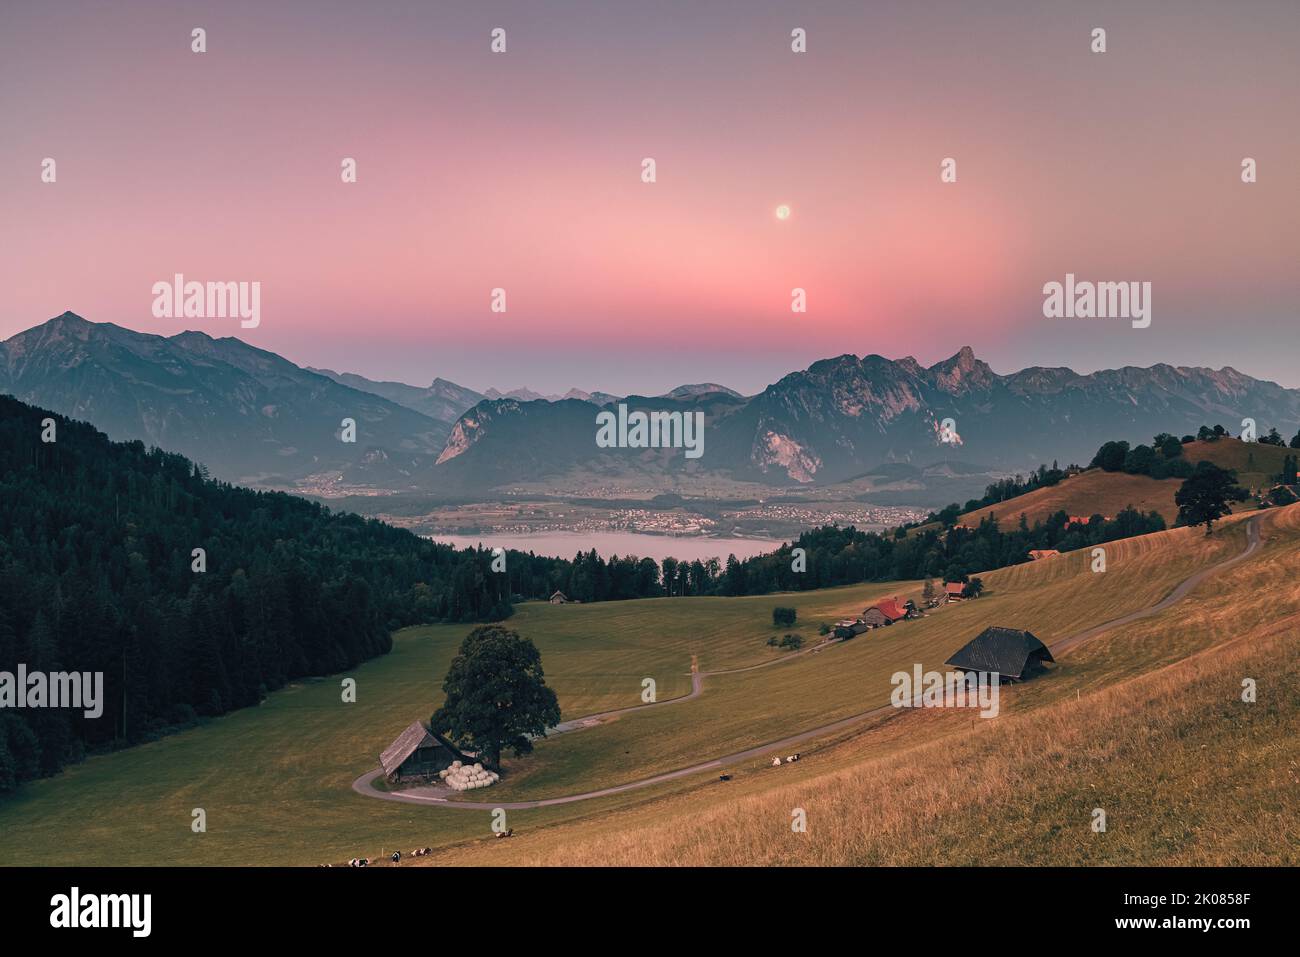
top-left (391, 851), bottom-right (401, 863)
top-left (410, 847), bottom-right (432, 857)
top-left (719, 774), bottom-right (731, 782)
top-left (494, 828), bottom-right (514, 839)
top-left (771, 756), bottom-right (782, 767)
top-left (785, 753), bottom-right (800, 763)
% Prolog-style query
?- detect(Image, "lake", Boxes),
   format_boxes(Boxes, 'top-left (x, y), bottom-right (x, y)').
top-left (429, 531), bottom-right (785, 562)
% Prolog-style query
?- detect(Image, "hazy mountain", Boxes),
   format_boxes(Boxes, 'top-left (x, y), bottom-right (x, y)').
top-left (309, 367), bottom-right (482, 424)
top-left (430, 346), bottom-right (1300, 488)
top-left (663, 383), bottom-right (744, 400)
top-left (0, 313), bottom-right (448, 486)
top-left (482, 386), bottom-right (624, 405)
top-left (6, 315), bottom-right (1298, 495)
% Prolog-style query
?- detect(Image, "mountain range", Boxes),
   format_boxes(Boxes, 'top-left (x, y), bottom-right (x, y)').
top-left (3, 312), bottom-right (1298, 495)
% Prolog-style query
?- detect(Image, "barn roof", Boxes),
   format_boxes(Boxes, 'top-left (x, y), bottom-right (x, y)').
top-left (945, 582), bottom-right (966, 596)
top-left (379, 721), bottom-right (466, 776)
top-left (872, 598), bottom-right (908, 621)
top-left (945, 627), bottom-right (1055, 679)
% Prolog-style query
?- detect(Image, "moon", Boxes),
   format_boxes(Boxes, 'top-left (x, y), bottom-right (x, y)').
top-left (775, 205), bottom-right (791, 221)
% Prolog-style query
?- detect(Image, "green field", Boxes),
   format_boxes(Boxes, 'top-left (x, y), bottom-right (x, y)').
top-left (0, 514), bottom-right (1262, 865)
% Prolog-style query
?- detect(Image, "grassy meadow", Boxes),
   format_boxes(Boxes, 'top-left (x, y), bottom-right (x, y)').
top-left (0, 505), bottom-right (1292, 866)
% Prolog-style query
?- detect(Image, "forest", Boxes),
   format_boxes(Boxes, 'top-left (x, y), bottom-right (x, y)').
top-left (0, 396), bottom-right (542, 790)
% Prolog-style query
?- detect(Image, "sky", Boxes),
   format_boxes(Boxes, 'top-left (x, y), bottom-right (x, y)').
top-left (1, 0), bottom-right (1297, 395)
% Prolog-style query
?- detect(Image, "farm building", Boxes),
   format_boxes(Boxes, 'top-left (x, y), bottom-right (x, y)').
top-left (944, 581), bottom-right (968, 601)
top-left (862, 597), bottom-right (911, 626)
top-left (379, 721), bottom-right (471, 783)
top-left (549, 590), bottom-right (570, 604)
top-left (834, 620), bottom-right (871, 639)
top-left (1028, 549), bottom-right (1061, 561)
top-left (945, 627), bottom-right (1055, 682)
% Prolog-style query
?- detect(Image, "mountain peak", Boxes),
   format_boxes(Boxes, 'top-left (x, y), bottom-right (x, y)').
top-left (928, 346), bottom-right (994, 394)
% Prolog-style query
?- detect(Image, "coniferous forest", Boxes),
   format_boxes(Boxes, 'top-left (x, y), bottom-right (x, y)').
top-left (0, 397), bottom-right (541, 790)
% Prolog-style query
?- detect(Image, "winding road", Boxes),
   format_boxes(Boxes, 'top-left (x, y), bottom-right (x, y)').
top-left (351, 514), bottom-right (1264, 811)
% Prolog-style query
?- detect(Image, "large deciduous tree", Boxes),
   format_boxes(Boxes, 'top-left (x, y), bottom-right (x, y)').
top-left (1175, 462), bottom-right (1242, 536)
top-left (431, 625), bottom-right (560, 769)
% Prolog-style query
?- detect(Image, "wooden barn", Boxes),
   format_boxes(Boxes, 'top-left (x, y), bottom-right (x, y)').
top-left (834, 620), bottom-right (871, 639)
top-left (945, 627), bottom-right (1055, 682)
top-left (549, 590), bottom-right (570, 604)
top-left (379, 721), bottom-right (470, 783)
top-left (944, 581), bottom-right (968, 601)
top-left (1028, 549), bottom-right (1061, 561)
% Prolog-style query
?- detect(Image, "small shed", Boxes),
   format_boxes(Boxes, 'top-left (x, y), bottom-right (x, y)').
top-left (379, 721), bottom-right (469, 782)
top-left (834, 620), bottom-right (871, 639)
top-left (549, 590), bottom-right (570, 604)
top-left (945, 627), bottom-right (1055, 682)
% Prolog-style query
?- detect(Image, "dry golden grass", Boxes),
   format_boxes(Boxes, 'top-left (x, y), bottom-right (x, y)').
top-left (962, 470), bottom-right (1181, 526)
top-left (960, 439), bottom-right (1291, 528)
top-left (412, 504), bottom-right (1300, 866)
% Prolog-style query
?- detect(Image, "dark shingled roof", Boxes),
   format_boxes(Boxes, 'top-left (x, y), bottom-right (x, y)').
top-left (379, 721), bottom-right (465, 777)
top-left (945, 627), bottom-right (1054, 680)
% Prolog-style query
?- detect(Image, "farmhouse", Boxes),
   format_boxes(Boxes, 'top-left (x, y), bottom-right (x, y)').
top-left (1028, 549), bottom-right (1061, 561)
top-left (944, 581), bottom-right (968, 601)
top-left (379, 721), bottom-right (470, 783)
top-left (945, 627), bottom-right (1055, 682)
top-left (863, 597), bottom-right (910, 626)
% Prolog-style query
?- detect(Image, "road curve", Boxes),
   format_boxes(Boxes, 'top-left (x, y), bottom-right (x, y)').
top-left (351, 514), bottom-right (1264, 811)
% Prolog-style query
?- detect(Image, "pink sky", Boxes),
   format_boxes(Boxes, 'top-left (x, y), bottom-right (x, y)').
top-left (1, 0), bottom-right (1297, 394)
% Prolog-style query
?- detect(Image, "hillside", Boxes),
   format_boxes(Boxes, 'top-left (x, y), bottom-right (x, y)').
top-left (961, 470), bottom-right (1183, 526)
top-left (0, 313), bottom-right (449, 486)
top-left (959, 438), bottom-right (1294, 527)
top-left (1, 503), bottom-right (1293, 865)
top-left (0, 394), bottom-right (520, 790)
top-left (408, 505), bottom-right (1300, 866)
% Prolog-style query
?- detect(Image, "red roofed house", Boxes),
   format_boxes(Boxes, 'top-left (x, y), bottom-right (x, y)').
top-left (1028, 549), bottom-right (1061, 561)
top-left (861, 596), bottom-right (911, 627)
top-left (944, 581), bottom-right (968, 601)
